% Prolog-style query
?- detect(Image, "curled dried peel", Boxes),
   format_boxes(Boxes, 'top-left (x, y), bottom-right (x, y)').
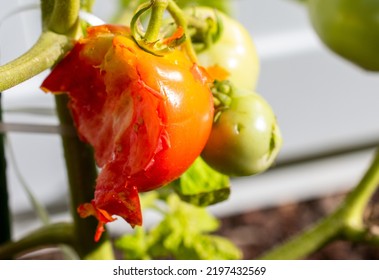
top-left (41, 25), bottom-right (214, 241)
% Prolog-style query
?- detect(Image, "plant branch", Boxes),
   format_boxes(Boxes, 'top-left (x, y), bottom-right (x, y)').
top-left (144, 0), bottom-right (168, 42)
top-left (0, 0), bottom-right (81, 92)
top-left (0, 31), bottom-right (72, 92)
top-left (45, 0), bottom-right (80, 35)
top-left (260, 148), bottom-right (379, 259)
top-left (41, 0), bottom-right (55, 28)
top-left (340, 149), bottom-right (379, 230)
top-left (0, 222), bottom-right (75, 259)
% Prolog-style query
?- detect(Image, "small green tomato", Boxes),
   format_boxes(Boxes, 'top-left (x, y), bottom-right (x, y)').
top-left (201, 83), bottom-right (282, 177)
top-left (186, 6), bottom-right (260, 90)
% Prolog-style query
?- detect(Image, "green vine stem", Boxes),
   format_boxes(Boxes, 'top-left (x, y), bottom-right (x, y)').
top-left (0, 222), bottom-right (75, 259)
top-left (0, 0), bottom-right (82, 92)
top-left (43, 0), bottom-right (80, 35)
top-left (132, 0), bottom-right (198, 62)
top-left (260, 148), bottom-right (379, 259)
top-left (0, 31), bottom-right (72, 92)
top-left (144, 0), bottom-right (168, 42)
top-left (48, 1), bottom-right (80, 34)
top-left (55, 95), bottom-right (114, 260)
top-left (41, 0), bottom-right (55, 28)
top-left (0, 93), bottom-right (11, 245)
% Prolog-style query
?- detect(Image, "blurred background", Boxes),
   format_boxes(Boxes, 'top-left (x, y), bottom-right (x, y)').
top-left (2, 0), bottom-right (379, 258)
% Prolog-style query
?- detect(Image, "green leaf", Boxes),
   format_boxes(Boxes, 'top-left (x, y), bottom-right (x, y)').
top-left (193, 235), bottom-right (242, 260)
top-left (115, 193), bottom-right (242, 260)
top-left (173, 157), bottom-right (230, 206)
top-left (150, 194), bottom-right (240, 259)
top-left (147, 194), bottom-right (220, 257)
top-left (115, 227), bottom-right (151, 260)
top-left (167, 194), bottom-right (220, 233)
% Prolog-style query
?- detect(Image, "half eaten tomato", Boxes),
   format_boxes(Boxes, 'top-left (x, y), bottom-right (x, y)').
top-left (41, 24), bottom-right (214, 241)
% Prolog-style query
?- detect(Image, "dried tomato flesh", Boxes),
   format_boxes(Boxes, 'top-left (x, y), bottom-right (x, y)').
top-left (41, 24), bottom-right (214, 241)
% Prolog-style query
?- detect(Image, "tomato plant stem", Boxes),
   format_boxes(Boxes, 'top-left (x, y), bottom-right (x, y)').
top-left (0, 93), bottom-right (11, 245)
top-left (0, 223), bottom-right (75, 259)
top-left (260, 148), bottom-right (379, 259)
top-left (0, 0), bottom-right (81, 92)
top-left (54, 95), bottom-right (115, 260)
top-left (0, 31), bottom-right (72, 92)
top-left (340, 149), bottom-right (379, 230)
top-left (144, 0), bottom-right (169, 42)
top-left (45, 0), bottom-right (80, 35)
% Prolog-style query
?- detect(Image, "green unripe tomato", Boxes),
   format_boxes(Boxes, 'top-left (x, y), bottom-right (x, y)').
top-left (201, 85), bottom-right (282, 177)
top-left (186, 7), bottom-right (260, 90)
top-left (308, 0), bottom-right (379, 71)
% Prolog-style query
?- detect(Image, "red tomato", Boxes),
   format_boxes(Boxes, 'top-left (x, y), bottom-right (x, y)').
top-left (41, 24), bottom-right (214, 241)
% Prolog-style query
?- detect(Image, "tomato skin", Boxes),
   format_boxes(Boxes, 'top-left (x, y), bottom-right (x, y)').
top-left (308, 0), bottom-right (379, 71)
top-left (187, 7), bottom-right (260, 90)
top-left (41, 24), bottom-right (214, 240)
top-left (201, 86), bottom-right (282, 177)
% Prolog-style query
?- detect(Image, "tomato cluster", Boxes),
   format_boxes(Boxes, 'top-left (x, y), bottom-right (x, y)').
top-left (41, 5), bottom-right (282, 241)
top-left (187, 7), bottom-right (282, 177)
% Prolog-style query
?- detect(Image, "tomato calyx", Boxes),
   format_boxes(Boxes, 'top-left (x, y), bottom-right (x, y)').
top-left (184, 7), bottom-right (223, 53)
top-left (129, 0), bottom-right (208, 62)
top-left (211, 80), bottom-right (233, 122)
top-left (130, 0), bottom-right (187, 56)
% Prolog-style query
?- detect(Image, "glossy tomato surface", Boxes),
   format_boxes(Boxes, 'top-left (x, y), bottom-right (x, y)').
top-left (41, 24), bottom-right (214, 240)
top-left (202, 85), bottom-right (282, 177)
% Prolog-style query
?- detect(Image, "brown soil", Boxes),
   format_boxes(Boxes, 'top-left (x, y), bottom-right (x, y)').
top-left (217, 192), bottom-right (379, 260)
